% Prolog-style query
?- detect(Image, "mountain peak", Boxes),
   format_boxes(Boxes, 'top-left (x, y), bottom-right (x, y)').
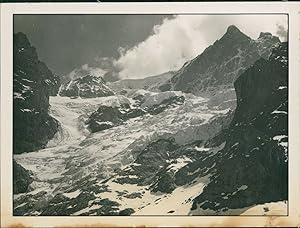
top-left (226, 25), bottom-right (240, 33)
top-left (225, 25), bottom-right (248, 37)
top-left (59, 73), bottom-right (114, 98)
top-left (221, 25), bottom-right (250, 41)
top-left (14, 32), bottom-right (31, 49)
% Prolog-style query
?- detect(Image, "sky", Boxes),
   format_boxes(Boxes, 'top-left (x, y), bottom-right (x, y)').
top-left (14, 14), bottom-right (287, 82)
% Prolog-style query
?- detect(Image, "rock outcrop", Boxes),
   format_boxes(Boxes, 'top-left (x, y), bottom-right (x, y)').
top-left (13, 32), bottom-right (60, 154)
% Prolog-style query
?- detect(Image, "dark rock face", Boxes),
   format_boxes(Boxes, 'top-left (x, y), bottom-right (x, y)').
top-left (115, 138), bottom-right (179, 190)
top-left (14, 33), bottom-right (61, 96)
top-left (40, 192), bottom-right (97, 216)
top-left (14, 190), bottom-right (50, 215)
top-left (47, 73), bottom-right (61, 96)
top-left (86, 103), bottom-right (131, 133)
top-left (134, 139), bottom-right (178, 185)
top-left (13, 160), bottom-right (33, 194)
top-left (191, 42), bottom-right (288, 212)
top-left (59, 75), bottom-right (115, 98)
top-left (161, 25), bottom-right (280, 95)
top-left (13, 32), bottom-right (60, 154)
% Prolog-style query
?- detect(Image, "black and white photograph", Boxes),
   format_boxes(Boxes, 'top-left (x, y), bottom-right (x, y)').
top-left (11, 13), bottom-right (289, 217)
top-left (2, 1), bottom-right (300, 226)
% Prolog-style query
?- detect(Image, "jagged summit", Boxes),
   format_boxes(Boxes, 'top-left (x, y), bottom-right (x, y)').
top-left (78, 74), bottom-right (106, 82)
top-left (59, 74), bottom-right (114, 98)
top-left (221, 25), bottom-right (251, 42)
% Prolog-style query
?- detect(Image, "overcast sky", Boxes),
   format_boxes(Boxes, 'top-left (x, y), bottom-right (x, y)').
top-left (14, 14), bottom-right (287, 81)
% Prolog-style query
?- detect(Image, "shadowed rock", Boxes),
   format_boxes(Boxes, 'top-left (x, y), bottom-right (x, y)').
top-left (191, 43), bottom-right (288, 213)
top-left (13, 32), bottom-right (60, 154)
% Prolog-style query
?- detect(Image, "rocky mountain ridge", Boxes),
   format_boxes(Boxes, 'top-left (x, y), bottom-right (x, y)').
top-left (159, 25), bottom-right (281, 96)
top-left (59, 75), bottom-right (115, 98)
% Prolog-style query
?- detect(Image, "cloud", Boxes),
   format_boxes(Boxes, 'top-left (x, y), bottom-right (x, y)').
top-left (63, 63), bottom-right (107, 83)
top-left (276, 23), bottom-right (288, 41)
top-left (93, 56), bottom-right (116, 70)
top-left (113, 15), bottom-right (287, 79)
top-left (114, 15), bottom-right (209, 79)
top-left (63, 56), bottom-right (120, 83)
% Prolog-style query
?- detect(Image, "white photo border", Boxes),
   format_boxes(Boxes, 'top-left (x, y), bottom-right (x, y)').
top-left (1, 2), bottom-right (300, 227)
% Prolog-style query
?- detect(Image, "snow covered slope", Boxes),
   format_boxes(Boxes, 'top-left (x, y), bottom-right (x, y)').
top-left (13, 91), bottom-right (233, 215)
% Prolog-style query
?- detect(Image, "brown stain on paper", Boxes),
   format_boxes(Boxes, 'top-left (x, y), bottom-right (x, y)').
top-left (3, 217), bottom-right (300, 228)
top-left (7, 224), bottom-right (30, 228)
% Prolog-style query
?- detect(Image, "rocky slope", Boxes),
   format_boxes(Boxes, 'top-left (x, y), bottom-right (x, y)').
top-left (59, 75), bottom-right (114, 98)
top-left (160, 25), bottom-right (280, 96)
top-left (13, 32), bottom-right (60, 154)
top-left (190, 42), bottom-right (288, 214)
